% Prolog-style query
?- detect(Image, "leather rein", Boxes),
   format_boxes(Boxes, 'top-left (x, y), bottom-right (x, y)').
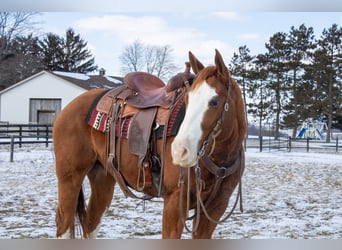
top-left (178, 77), bottom-right (245, 233)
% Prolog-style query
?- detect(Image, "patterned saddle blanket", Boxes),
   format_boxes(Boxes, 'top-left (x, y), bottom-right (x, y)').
top-left (86, 90), bottom-right (185, 140)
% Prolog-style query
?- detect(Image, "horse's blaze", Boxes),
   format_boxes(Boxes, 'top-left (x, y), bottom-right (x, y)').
top-left (171, 81), bottom-right (217, 167)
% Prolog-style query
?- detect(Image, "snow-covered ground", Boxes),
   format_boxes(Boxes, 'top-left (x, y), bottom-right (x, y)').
top-left (0, 144), bottom-right (341, 239)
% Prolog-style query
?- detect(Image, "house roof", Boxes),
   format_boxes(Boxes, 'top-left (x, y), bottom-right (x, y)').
top-left (51, 71), bottom-right (123, 90)
top-left (0, 70), bottom-right (123, 95)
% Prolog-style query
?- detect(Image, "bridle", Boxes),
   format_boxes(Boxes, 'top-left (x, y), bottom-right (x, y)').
top-left (198, 78), bottom-right (231, 159)
top-left (178, 76), bottom-right (244, 233)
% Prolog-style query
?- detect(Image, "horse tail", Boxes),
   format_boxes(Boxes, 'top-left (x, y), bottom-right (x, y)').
top-left (76, 186), bottom-right (87, 236)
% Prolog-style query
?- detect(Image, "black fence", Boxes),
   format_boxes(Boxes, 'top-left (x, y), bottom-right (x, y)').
top-left (1, 124), bottom-right (341, 162)
top-left (246, 136), bottom-right (341, 153)
top-left (0, 124), bottom-right (53, 147)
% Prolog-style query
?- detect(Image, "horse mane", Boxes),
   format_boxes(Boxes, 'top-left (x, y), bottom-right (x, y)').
top-left (192, 65), bottom-right (235, 92)
top-left (192, 66), bottom-right (216, 90)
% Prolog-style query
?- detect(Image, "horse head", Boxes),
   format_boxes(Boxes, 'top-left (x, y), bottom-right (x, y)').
top-left (171, 49), bottom-right (246, 168)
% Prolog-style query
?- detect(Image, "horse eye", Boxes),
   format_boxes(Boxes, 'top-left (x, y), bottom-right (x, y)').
top-left (208, 99), bottom-right (218, 107)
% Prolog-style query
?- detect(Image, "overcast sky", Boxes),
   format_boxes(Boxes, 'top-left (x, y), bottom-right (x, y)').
top-left (2, 1), bottom-right (342, 76)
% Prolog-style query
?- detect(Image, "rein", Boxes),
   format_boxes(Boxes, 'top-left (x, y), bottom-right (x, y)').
top-left (179, 78), bottom-right (245, 233)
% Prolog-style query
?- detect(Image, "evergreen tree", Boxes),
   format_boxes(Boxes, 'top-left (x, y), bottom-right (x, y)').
top-left (0, 34), bottom-right (43, 90)
top-left (282, 24), bottom-right (316, 137)
top-left (248, 54), bottom-right (273, 137)
top-left (303, 48), bottom-right (332, 120)
top-left (229, 45), bottom-right (254, 137)
top-left (39, 33), bottom-right (64, 71)
top-left (39, 28), bottom-right (97, 73)
top-left (264, 32), bottom-right (289, 139)
top-left (63, 28), bottom-right (97, 73)
top-left (313, 24), bottom-right (342, 142)
top-left (11, 35), bottom-right (43, 80)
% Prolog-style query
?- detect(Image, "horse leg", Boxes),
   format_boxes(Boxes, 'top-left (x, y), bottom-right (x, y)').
top-left (55, 157), bottom-right (91, 239)
top-left (82, 163), bottom-right (115, 238)
top-left (54, 129), bottom-right (98, 239)
top-left (161, 191), bottom-right (186, 239)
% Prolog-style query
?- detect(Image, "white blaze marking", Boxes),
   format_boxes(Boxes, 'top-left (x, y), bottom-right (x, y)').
top-left (172, 81), bottom-right (217, 167)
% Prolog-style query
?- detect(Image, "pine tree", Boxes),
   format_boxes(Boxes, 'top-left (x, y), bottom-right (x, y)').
top-left (39, 28), bottom-right (97, 73)
top-left (264, 32), bottom-right (289, 139)
top-left (39, 33), bottom-right (64, 71)
top-left (313, 24), bottom-right (342, 142)
top-left (229, 45), bottom-right (254, 137)
top-left (248, 54), bottom-right (273, 138)
top-left (0, 34), bottom-right (43, 90)
top-left (11, 34), bottom-right (44, 79)
top-left (63, 28), bottom-right (97, 73)
top-left (282, 24), bottom-right (316, 137)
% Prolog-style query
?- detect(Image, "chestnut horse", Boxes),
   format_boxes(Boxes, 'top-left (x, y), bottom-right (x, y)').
top-left (53, 49), bottom-right (246, 239)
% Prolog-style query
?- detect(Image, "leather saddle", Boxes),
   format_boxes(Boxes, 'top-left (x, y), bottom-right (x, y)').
top-left (95, 65), bottom-right (194, 194)
top-left (97, 63), bottom-right (194, 117)
top-left (124, 72), bottom-right (173, 109)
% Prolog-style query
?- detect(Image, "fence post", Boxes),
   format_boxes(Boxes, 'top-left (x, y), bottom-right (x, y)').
top-left (288, 136), bottom-right (292, 152)
top-left (36, 126), bottom-right (39, 140)
top-left (19, 125), bottom-right (22, 148)
top-left (259, 135), bottom-right (263, 152)
top-left (337, 138), bottom-right (339, 153)
top-left (307, 138), bottom-right (310, 152)
top-left (10, 135), bottom-right (14, 162)
top-left (45, 125), bottom-right (49, 147)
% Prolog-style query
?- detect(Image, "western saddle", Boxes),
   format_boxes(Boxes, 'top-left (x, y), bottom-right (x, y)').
top-left (95, 64), bottom-right (195, 198)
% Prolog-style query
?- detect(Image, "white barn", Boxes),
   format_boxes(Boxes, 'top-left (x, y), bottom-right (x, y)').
top-left (0, 70), bottom-right (122, 124)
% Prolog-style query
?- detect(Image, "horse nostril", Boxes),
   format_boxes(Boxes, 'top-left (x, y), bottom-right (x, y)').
top-left (180, 147), bottom-right (188, 159)
top-left (172, 144), bottom-right (189, 162)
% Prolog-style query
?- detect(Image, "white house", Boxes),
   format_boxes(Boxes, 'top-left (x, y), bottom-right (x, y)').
top-left (0, 70), bottom-right (122, 124)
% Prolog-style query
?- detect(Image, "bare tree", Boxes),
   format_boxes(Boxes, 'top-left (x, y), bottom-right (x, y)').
top-left (119, 40), bottom-right (178, 81)
top-left (0, 12), bottom-right (40, 90)
top-left (0, 12), bottom-right (39, 62)
top-left (119, 39), bottom-right (144, 73)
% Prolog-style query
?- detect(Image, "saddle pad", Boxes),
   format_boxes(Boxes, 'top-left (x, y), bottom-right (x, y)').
top-left (85, 92), bottom-right (185, 138)
top-left (85, 90), bottom-right (110, 133)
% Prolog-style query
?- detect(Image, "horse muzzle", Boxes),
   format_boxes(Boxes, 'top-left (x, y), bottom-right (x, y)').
top-left (171, 138), bottom-right (198, 168)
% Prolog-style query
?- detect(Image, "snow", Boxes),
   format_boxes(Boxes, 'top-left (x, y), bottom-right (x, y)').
top-left (0, 144), bottom-right (341, 239)
top-left (104, 75), bottom-right (122, 84)
top-left (52, 71), bottom-right (90, 80)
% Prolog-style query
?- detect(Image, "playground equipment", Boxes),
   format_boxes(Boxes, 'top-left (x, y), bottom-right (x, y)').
top-left (296, 119), bottom-right (327, 140)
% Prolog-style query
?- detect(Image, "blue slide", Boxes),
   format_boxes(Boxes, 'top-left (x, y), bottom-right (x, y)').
top-left (296, 128), bottom-right (306, 139)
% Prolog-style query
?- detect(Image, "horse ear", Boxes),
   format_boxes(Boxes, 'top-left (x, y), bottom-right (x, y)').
top-left (189, 51), bottom-right (204, 74)
top-left (214, 49), bottom-right (230, 79)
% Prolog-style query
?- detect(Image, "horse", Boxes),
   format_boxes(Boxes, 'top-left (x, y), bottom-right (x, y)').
top-left (53, 49), bottom-right (246, 239)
